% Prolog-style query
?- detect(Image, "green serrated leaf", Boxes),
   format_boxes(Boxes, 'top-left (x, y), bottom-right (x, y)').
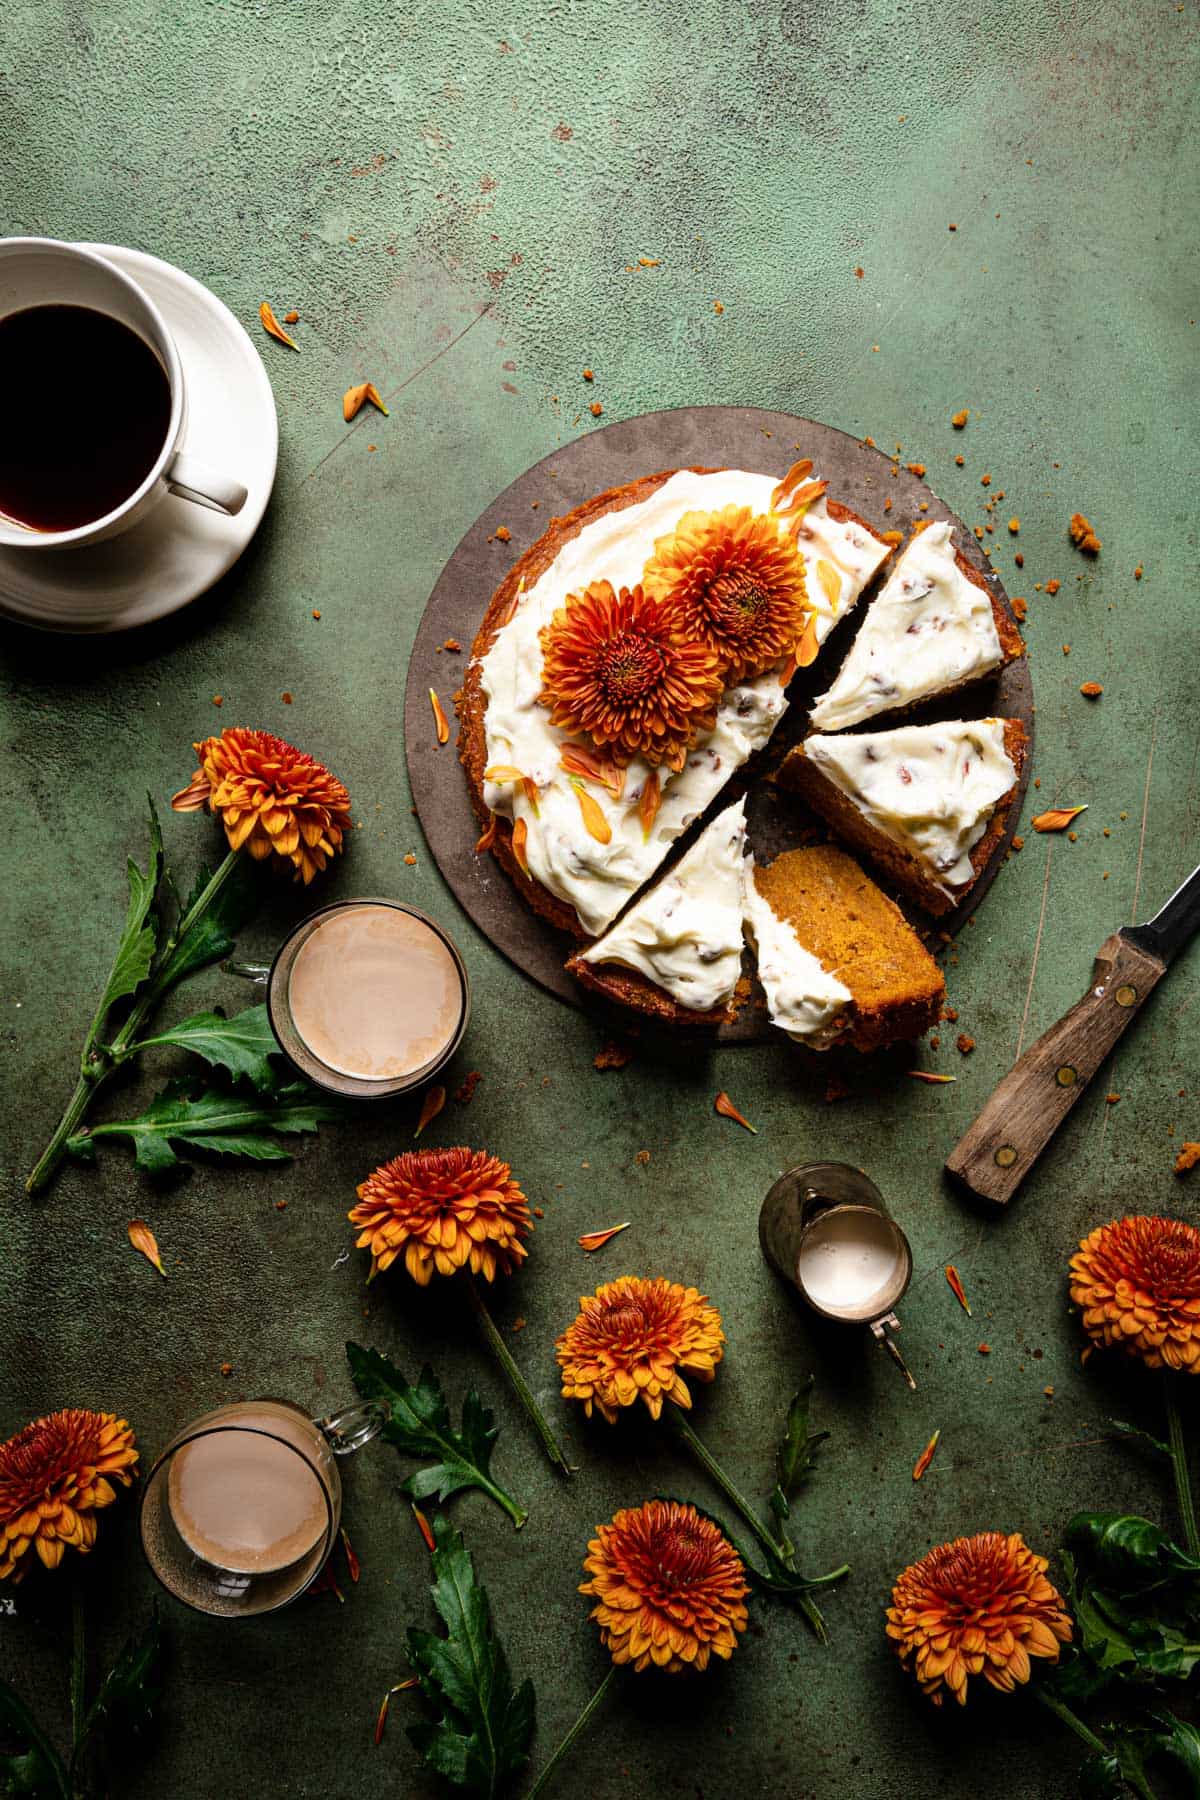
top-left (129, 1004), bottom-right (282, 1092)
top-left (83, 801), bottom-right (164, 1061)
top-left (0, 1682), bottom-right (66, 1799)
top-left (346, 1344), bottom-right (526, 1528)
top-left (1067, 1512), bottom-right (1200, 1586)
top-left (1057, 1516), bottom-right (1200, 1695)
top-left (82, 1614), bottom-right (163, 1744)
top-left (151, 855), bottom-right (261, 996)
top-left (68, 1079), bottom-right (339, 1173)
top-left (404, 1517), bottom-right (535, 1797)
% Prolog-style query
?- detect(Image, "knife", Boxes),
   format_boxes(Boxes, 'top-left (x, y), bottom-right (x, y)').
top-left (945, 860), bottom-right (1200, 1205)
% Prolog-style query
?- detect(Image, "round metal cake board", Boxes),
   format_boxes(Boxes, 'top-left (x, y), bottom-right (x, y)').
top-left (405, 406), bottom-right (1034, 1043)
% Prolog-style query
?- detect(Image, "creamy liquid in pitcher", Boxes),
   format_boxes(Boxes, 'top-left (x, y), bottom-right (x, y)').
top-left (798, 1209), bottom-right (904, 1317)
top-left (166, 1403), bottom-right (330, 1576)
top-left (287, 904), bottom-right (462, 1080)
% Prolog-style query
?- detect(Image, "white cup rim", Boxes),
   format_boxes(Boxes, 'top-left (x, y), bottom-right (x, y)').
top-left (0, 236), bottom-right (185, 549)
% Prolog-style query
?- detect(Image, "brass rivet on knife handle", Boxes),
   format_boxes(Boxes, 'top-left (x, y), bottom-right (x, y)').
top-left (945, 931), bottom-right (1168, 1206)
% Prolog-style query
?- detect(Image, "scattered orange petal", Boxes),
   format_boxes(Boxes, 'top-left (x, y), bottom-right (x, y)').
top-left (637, 256), bottom-right (661, 267)
top-left (475, 814), bottom-right (498, 854)
top-left (907, 1070), bottom-right (956, 1084)
top-left (578, 1221), bottom-right (631, 1253)
top-left (414, 1085), bottom-right (446, 1139)
top-left (511, 816), bottom-right (531, 878)
top-left (429, 688), bottom-right (450, 746)
top-left (374, 1677), bottom-right (420, 1748)
top-left (639, 770), bottom-right (661, 841)
top-left (770, 458), bottom-right (813, 509)
top-left (569, 778), bottom-right (612, 844)
top-left (912, 1429), bottom-right (941, 1482)
top-left (945, 1265), bottom-right (972, 1316)
top-left (484, 764), bottom-right (526, 783)
top-left (411, 1504), bottom-right (436, 1554)
top-left (343, 381), bottom-right (389, 422)
top-left (714, 1091), bottom-right (757, 1132)
top-left (794, 611), bottom-right (821, 668)
top-left (560, 742), bottom-right (626, 798)
top-left (341, 1528), bottom-right (361, 1583)
top-left (815, 559), bottom-right (841, 612)
top-left (259, 301), bottom-right (298, 349)
top-left (1032, 805), bottom-right (1087, 832)
top-left (521, 776), bottom-right (540, 815)
top-left (127, 1219), bottom-right (166, 1277)
top-left (500, 577), bottom-right (526, 626)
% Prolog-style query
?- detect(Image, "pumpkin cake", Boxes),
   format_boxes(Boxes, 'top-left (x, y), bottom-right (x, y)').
top-left (807, 522), bottom-right (1025, 732)
top-left (567, 800), bottom-right (747, 1025)
top-left (780, 718), bottom-right (1028, 916)
top-left (743, 845), bottom-right (945, 1050)
top-left (458, 462), bottom-right (892, 943)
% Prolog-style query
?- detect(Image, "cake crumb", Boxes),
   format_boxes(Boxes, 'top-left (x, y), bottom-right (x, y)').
top-left (1105, 1092), bottom-right (1121, 1105)
top-left (1012, 596), bottom-right (1028, 620)
top-left (942, 1006), bottom-right (959, 1022)
top-left (593, 1041), bottom-right (634, 1071)
top-left (713, 300), bottom-right (724, 314)
top-left (952, 409), bottom-right (969, 428)
top-left (883, 495), bottom-right (893, 513)
top-left (906, 462), bottom-right (926, 478)
top-left (589, 401), bottom-right (603, 416)
top-left (512, 1317), bottom-right (527, 1332)
top-left (824, 1076), bottom-right (850, 1103)
top-left (980, 473), bottom-right (991, 487)
top-left (275, 1199), bottom-right (287, 1211)
top-left (1069, 512), bottom-right (1101, 554)
top-left (444, 637), bottom-right (462, 652)
top-left (281, 691), bottom-right (293, 704)
top-left (1011, 835), bottom-right (1024, 850)
top-left (582, 368), bottom-right (594, 380)
top-left (955, 454), bottom-right (965, 466)
top-left (854, 266), bottom-right (865, 279)
top-left (635, 1149), bottom-right (651, 1166)
top-left (1175, 1142), bottom-right (1200, 1174)
top-left (533, 1206), bottom-right (544, 1218)
top-left (1044, 1386), bottom-right (1055, 1398)
top-left (312, 610), bottom-right (321, 619)
top-left (1045, 578), bottom-right (1061, 595)
top-left (403, 852), bottom-right (417, 865)
top-left (1080, 681), bottom-right (1103, 698)
top-left (454, 1070), bottom-right (482, 1104)
top-left (283, 310), bottom-right (299, 324)
top-left (220, 1362), bottom-right (233, 1377)
top-left (1134, 564), bottom-right (1144, 580)
top-left (956, 1033), bottom-right (975, 1055)
top-left (882, 529), bottom-right (903, 546)
top-left (493, 525), bottom-right (511, 542)
top-left (978, 1343), bottom-right (991, 1355)
top-left (1063, 644), bottom-right (1071, 655)
top-left (1008, 518), bottom-right (1020, 534)
top-left (1014, 552), bottom-right (1024, 566)
top-left (929, 1035), bottom-right (940, 1050)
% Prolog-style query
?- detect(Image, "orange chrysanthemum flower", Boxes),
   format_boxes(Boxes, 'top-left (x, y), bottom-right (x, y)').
top-left (349, 1146), bottom-right (532, 1285)
top-left (1069, 1215), bottom-right (1200, 1373)
top-left (556, 1275), bottom-right (724, 1424)
top-left (0, 1409), bottom-right (138, 1583)
top-left (581, 1499), bottom-right (749, 1673)
top-left (538, 581), bottom-right (724, 771)
top-left (887, 1531), bottom-right (1072, 1706)
top-left (641, 505), bottom-right (811, 683)
top-left (171, 727), bottom-right (352, 883)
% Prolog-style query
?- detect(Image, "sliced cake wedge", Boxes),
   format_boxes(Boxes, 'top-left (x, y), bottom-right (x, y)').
top-left (807, 522), bottom-right (1024, 732)
top-left (567, 799), bottom-right (747, 1026)
top-left (781, 719), bottom-right (1028, 916)
top-left (743, 845), bottom-right (944, 1050)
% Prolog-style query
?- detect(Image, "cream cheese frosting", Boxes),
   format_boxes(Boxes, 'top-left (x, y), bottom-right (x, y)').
top-left (579, 800), bottom-right (747, 1013)
top-left (478, 468), bottom-right (889, 934)
top-left (803, 719), bottom-right (1018, 896)
top-left (741, 854), bottom-right (852, 1047)
top-left (808, 522), bottom-right (1003, 732)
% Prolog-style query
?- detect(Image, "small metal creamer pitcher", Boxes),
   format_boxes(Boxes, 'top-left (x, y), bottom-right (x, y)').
top-left (759, 1161), bottom-right (917, 1389)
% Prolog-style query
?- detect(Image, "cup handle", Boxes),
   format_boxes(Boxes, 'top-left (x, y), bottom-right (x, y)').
top-left (166, 449), bottom-right (248, 517)
top-left (314, 1400), bottom-right (386, 1456)
top-left (222, 959), bottom-right (270, 988)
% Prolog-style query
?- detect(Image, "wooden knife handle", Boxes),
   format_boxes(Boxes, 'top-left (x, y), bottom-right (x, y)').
top-left (944, 933), bottom-right (1166, 1206)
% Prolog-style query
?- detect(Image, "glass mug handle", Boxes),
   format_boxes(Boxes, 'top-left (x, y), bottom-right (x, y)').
top-left (314, 1400), bottom-right (386, 1456)
top-left (223, 959), bottom-right (270, 988)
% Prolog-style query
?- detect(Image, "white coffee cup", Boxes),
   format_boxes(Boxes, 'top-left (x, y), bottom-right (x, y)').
top-left (0, 237), bottom-right (248, 549)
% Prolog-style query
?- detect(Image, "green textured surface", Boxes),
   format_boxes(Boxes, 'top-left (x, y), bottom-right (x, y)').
top-left (1, 2), bottom-right (1198, 1796)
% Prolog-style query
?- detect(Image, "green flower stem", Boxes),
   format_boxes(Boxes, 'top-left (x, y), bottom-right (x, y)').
top-left (1034, 1687), bottom-right (1158, 1800)
top-left (68, 1582), bottom-right (86, 1793)
top-left (526, 1665), bottom-right (618, 1799)
top-left (1164, 1373), bottom-right (1199, 1559)
top-left (465, 1276), bottom-right (575, 1478)
top-left (26, 850), bottom-right (241, 1196)
top-left (668, 1410), bottom-right (845, 1643)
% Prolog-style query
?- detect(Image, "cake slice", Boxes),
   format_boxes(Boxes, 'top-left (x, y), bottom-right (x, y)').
top-left (567, 799), bottom-right (747, 1025)
top-left (743, 845), bottom-right (944, 1050)
top-left (807, 522), bottom-right (1024, 732)
top-left (781, 719), bottom-right (1028, 916)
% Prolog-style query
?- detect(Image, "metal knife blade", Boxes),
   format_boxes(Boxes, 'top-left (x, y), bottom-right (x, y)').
top-left (1122, 861), bottom-right (1200, 965)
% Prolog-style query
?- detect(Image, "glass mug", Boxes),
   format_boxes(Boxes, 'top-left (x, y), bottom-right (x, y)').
top-left (139, 1397), bottom-right (382, 1617)
top-left (759, 1161), bottom-right (917, 1389)
top-left (229, 896), bottom-right (471, 1100)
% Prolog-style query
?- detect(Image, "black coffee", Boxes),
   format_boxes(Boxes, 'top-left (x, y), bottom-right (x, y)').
top-left (0, 303), bottom-right (171, 532)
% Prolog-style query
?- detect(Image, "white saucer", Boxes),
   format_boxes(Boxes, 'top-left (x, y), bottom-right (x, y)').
top-left (0, 245), bottom-right (278, 633)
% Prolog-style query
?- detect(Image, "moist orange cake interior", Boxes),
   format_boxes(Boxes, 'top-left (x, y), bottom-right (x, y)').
top-left (751, 845), bottom-right (944, 1012)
